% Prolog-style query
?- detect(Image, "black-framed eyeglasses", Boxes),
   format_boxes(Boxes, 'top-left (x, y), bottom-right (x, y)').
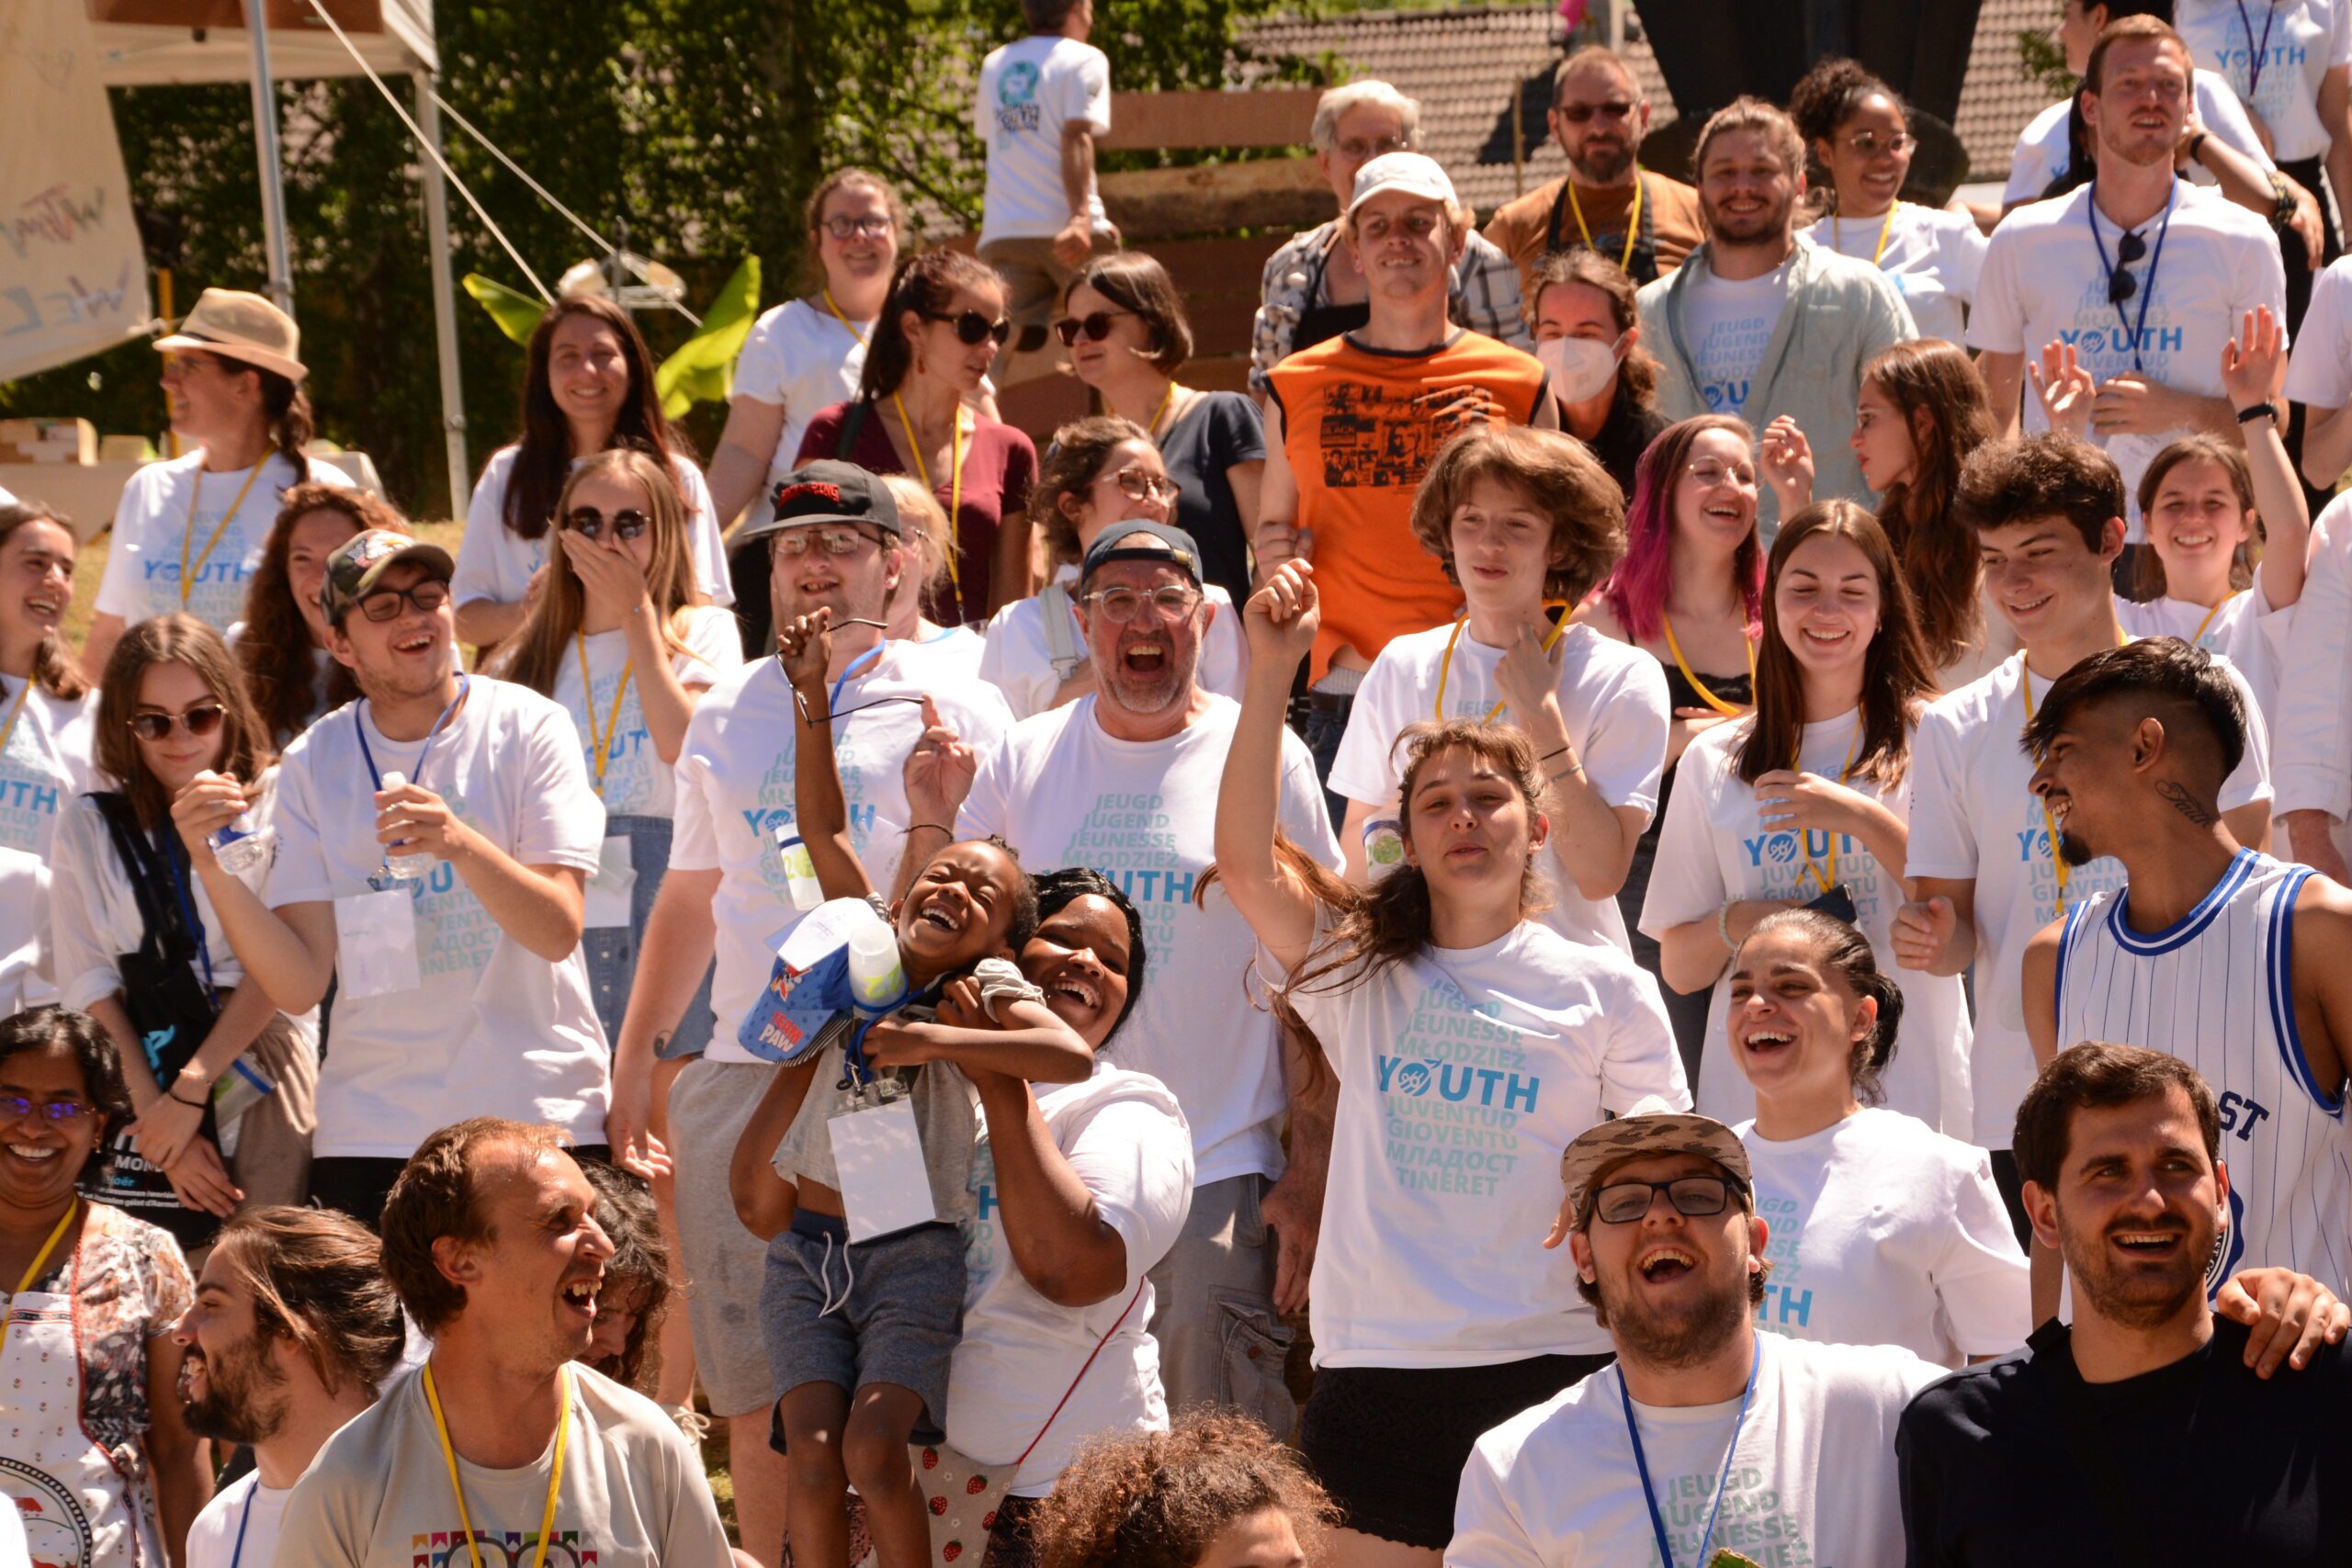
top-left (128, 704), bottom-right (226, 742)
top-left (1081, 584), bottom-right (1202, 624)
top-left (773, 525), bottom-right (884, 558)
top-left (564, 507), bottom-right (650, 542)
top-left (1590, 1175), bottom-right (1736, 1225)
top-left (0, 1094), bottom-right (89, 1124)
top-left (1094, 467), bottom-right (1180, 504)
top-left (1841, 130), bottom-right (1916, 159)
top-left (1558, 100), bottom-right (1635, 125)
top-left (821, 215), bottom-right (895, 241)
top-left (1053, 310), bottom-right (1136, 346)
top-left (356, 580), bottom-right (453, 623)
top-left (2108, 231), bottom-right (2149, 304)
top-left (923, 310), bottom-right (1013, 347)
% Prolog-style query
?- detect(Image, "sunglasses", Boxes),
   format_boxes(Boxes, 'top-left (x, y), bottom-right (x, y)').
top-left (922, 310), bottom-right (1013, 347)
top-left (2108, 231), bottom-right (2149, 305)
top-left (565, 507), bottom-right (650, 542)
top-left (1557, 100), bottom-right (1635, 124)
top-left (1053, 310), bottom-right (1136, 346)
top-left (1589, 1175), bottom-right (1736, 1225)
top-left (128, 703), bottom-right (226, 742)
top-left (356, 579), bottom-right (453, 623)
top-left (0, 1094), bottom-right (88, 1124)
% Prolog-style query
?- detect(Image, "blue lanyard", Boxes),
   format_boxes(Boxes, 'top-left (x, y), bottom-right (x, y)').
top-left (161, 834), bottom-right (218, 1007)
top-left (354, 674), bottom-right (470, 792)
top-left (228, 1483), bottom-right (257, 1568)
top-left (829, 641), bottom-right (886, 715)
top-left (1623, 1340), bottom-right (1761, 1568)
top-left (2234, 0), bottom-right (2282, 98)
top-left (2086, 182), bottom-right (2177, 375)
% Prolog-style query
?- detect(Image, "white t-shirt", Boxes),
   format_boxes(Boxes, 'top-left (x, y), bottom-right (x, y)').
top-left (1682, 261), bottom-right (1791, 415)
top-left (976, 35), bottom-right (1113, 247)
top-left (2274, 493), bottom-right (2352, 856)
top-left (958, 695), bottom-right (1336, 1184)
top-left (1639, 711), bottom-right (1975, 1137)
top-left (2284, 253), bottom-right (2352, 411)
top-left (453, 446), bottom-right (734, 612)
top-left (731, 299), bottom-right (870, 531)
top-left (1329, 621), bottom-right (1668, 953)
top-left (2004, 72), bottom-right (2276, 206)
top-left (547, 605), bottom-right (741, 819)
top-left (1800, 203), bottom-right (1988, 345)
top-left (1447, 1332), bottom-right (1943, 1568)
top-left (1907, 649), bottom-right (2274, 1147)
top-left (96, 450), bottom-right (352, 632)
top-left (896, 624), bottom-right (989, 684)
top-left (0, 680), bottom-right (92, 859)
top-left (270, 1362), bottom-right (732, 1567)
top-left (266, 678), bottom-right (611, 1156)
top-left (187, 1472), bottom-right (289, 1568)
top-left (1281, 918), bottom-right (1688, 1367)
top-left (1737, 1108), bottom-right (2028, 1368)
top-left (2116, 582), bottom-right (2290, 727)
top-left (1969, 180), bottom-right (2288, 538)
top-left (2178, 0), bottom-right (2352, 163)
top-left (977, 581), bottom-right (1249, 721)
top-left (947, 1064), bottom-right (1194, 1496)
top-left (672, 648), bottom-right (1013, 1064)
top-left (0, 845), bottom-right (54, 1013)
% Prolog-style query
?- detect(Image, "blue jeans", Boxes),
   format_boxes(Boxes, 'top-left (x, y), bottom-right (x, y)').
top-left (582, 813), bottom-right (713, 1057)
top-left (1294, 693), bottom-right (1354, 834)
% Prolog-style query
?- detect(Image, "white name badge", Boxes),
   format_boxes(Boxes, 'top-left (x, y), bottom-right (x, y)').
top-left (334, 888), bottom-right (422, 999)
top-left (829, 1095), bottom-right (939, 1242)
top-left (584, 835), bottom-right (636, 931)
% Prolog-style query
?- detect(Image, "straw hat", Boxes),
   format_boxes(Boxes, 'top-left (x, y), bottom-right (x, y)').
top-left (153, 288), bottom-right (308, 382)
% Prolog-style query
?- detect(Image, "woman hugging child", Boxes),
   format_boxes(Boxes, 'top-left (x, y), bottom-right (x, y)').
top-left (729, 606), bottom-right (1093, 1568)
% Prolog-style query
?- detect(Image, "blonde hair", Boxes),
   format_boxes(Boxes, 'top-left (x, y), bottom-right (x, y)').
top-left (877, 472), bottom-right (956, 594)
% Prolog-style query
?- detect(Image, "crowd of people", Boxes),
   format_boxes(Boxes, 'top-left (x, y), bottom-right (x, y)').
top-left (9, 1), bottom-right (2352, 1564)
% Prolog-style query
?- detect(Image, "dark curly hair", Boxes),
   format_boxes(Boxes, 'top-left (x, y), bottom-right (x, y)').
top-left (1789, 57), bottom-right (1905, 218)
top-left (579, 1159), bottom-right (673, 1390)
top-left (236, 483), bottom-right (399, 744)
top-left (1032, 416), bottom-right (1158, 567)
top-left (1031, 866), bottom-right (1148, 1043)
top-left (1026, 1412), bottom-right (1339, 1568)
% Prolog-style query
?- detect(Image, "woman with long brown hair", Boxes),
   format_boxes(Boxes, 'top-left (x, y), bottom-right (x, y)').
top-left (1216, 561), bottom-right (1684, 1566)
top-left (452, 293), bottom-right (732, 648)
top-left (50, 615), bottom-right (317, 1250)
top-left (797, 247), bottom-right (1038, 621)
top-left (1640, 500), bottom-right (1970, 1134)
top-left (0, 502), bottom-right (94, 863)
top-left (232, 482), bottom-right (407, 746)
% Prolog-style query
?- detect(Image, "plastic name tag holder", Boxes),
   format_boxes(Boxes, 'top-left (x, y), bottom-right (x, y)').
top-left (334, 887), bottom-right (422, 998)
top-left (583, 835), bottom-right (636, 930)
top-left (830, 1080), bottom-right (940, 1242)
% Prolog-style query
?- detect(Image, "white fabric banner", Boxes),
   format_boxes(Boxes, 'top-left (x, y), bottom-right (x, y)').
top-left (0, 2), bottom-right (153, 382)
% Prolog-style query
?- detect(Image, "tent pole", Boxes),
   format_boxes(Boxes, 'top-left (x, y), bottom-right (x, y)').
top-left (240, 0), bottom-right (295, 313)
top-left (414, 72), bottom-right (471, 521)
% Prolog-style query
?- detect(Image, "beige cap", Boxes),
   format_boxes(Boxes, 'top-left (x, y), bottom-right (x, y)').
top-left (153, 288), bottom-right (307, 382)
top-left (1558, 1094), bottom-right (1751, 1222)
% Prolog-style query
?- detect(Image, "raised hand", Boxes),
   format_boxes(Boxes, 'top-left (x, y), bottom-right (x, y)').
top-left (1493, 620), bottom-right (1566, 722)
top-left (775, 608), bottom-right (834, 694)
top-left (2221, 305), bottom-right (2285, 410)
top-left (903, 694), bottom-right (977, 824)
top-left (1243, 559), bottom-right (1320, 666)
top-left (169, 770), bottom-right (251, 868)
top-left (1758, 415), bottom-right (1815, 515)
top-left (2030, 340), bottom-right (2096, 440)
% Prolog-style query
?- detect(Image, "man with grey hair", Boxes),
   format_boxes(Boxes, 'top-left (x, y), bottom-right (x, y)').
top-left (1250, 79), bottom-right (1531, 397)
top-left (1485, 45), bottom-right (1705, 290)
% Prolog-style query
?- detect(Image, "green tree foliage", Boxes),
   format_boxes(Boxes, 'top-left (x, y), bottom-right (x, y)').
top-left (3, 0), bottom-right (1310, 517)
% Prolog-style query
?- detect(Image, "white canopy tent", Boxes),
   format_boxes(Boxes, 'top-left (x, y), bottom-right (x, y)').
top-left (85, 0), bottom-right (473, 518)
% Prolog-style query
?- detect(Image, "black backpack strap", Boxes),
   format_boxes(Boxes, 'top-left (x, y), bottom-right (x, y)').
top-left (835, 399), bottom-right (873, 461)
top-left (87, 792), bottom-right (191, 967)
top-left (2026, 1319), bottom-right (2164, 1564)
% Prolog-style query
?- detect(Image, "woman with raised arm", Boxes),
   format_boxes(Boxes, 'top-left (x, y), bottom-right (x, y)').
top-left (1213, 559), bottom-right (1685, 1566)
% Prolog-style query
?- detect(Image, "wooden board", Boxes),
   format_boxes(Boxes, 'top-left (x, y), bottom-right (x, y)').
top-left (1099, 89), bottom-right (1321, 152)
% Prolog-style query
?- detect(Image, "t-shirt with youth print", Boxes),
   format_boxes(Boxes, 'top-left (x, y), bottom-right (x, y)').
top-left (96, 450), bottom-right (352, 633)
top-left (1800, 203), bottom-right (1988, 346)
top-left (265, 676), bottom-right (611, 1157)
top-left (2177, 0), bottom-right (2352, 164)
top-left (671, 647), bottom-right (1013, 1064)
top-left (547, 603), bottom-right (742, 818)
top-left (0, 678), bottom-right (93, 859)
top-left (1968, 180), bottom-right (2287, 539)
top-left (955, 693), bottom-right (1340, 1188)
top-left (1279, 914), bottom-right (1686, 1368)
top-left (1679, 259), bottom-right (1791, 416)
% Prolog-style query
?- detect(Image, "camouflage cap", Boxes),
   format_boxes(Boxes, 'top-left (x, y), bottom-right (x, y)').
top-left (1559, 1095), bottom-right (1750, 1223)
top-left (319, 528), bottom-right (455, 626)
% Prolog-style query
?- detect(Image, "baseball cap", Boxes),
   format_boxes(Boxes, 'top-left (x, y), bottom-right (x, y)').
top-left (319, 529), bottom-right (455, 626)
top-left (1558, 1095), bottom-right (1751, 1223)
top-left (1077, 522), bottom-right (1204, 592)
top-left (1346, 152), bottom-right (1459, 220)
top-left (741, 461), bottom-right (905, 548)
top-left (153, 288), bottom-right (308, 382)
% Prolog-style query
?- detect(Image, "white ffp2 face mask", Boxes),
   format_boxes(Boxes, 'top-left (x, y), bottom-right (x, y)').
top-left (1535, 332), bottom-right (1627, 404)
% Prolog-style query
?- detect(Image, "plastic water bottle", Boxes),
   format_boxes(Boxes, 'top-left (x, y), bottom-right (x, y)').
top-left (377, 770), bottom-right (430, 882)
top-left (1363, 816), bottom-right (1406, 881)
top-left (198, 771), bottom-right (273, 874)
top-left (774, 828), bottom-right (825, 911)
top-left (844, 915), bottom-right (909, 1020)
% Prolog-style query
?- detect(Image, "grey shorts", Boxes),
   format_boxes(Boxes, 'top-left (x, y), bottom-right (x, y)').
top-left (670, 1057), bottom-right (781, 1416)
top-left (763, 1211), bottom-right (965, 1442)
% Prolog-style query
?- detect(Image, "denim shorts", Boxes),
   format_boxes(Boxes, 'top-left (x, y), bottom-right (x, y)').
top-left (763, 1211), bottom-right (965, 1442)
top-left (582, 813), bottom-right (712, 1059)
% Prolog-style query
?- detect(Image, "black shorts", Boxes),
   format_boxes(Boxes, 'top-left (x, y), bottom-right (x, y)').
top-left (1298, 1352), bottom-right (1614, 1550)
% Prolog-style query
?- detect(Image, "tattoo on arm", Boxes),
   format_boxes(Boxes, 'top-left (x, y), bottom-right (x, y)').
top-left (2156, 781), bottom-right (2219, 829)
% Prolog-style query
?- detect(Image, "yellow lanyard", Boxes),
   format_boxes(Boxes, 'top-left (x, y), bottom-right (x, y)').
top-left (1660, 615), bottom-right (1757, 718)
top-left (820, 288), bottom-right (872, 348)
top-left (2190, 592), bottom-right (2241, 647)
top-left (182, 460), bottom-right (268, 607)
top-left (1568, 174), bottom-right (1644, 273)
top-left (573, 630), bottom-right (634, 800)
top-left (1835, 202), bottom-right (1901, 267)
top-left (0, 677), bottom-right (35, 766)
top-left (422, 1362), bottom-right (570, 1568)
top-left (1800, 727), bottom-right (1862, 896)
top-left (0, 1198), bottom-right (76, 1340)
top-left (2018, 635), bottom-right (2125, 913)
top-left (890, 397), bottom-right (966, 592)
top-left (1147, 380), bottom-right (1176, 436)
top-left (1433, 605), bottom-right (1571, 722)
